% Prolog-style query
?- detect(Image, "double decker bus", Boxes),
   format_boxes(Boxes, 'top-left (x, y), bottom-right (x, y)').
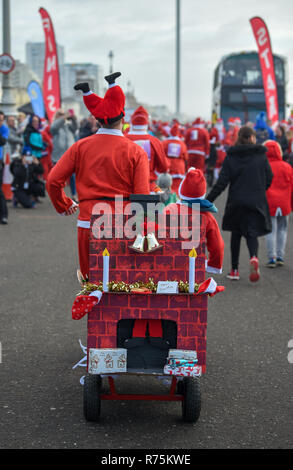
top-left (212, 51), bottom-right (287, 125)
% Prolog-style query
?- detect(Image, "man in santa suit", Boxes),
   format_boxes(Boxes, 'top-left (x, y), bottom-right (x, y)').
top-left (224, 117), bottom-right (238, 147)
top-left (46, 72), bottom-right (150, 278)
top-left (162, 123), bottom-right (187, 194)
top-left (164, 167), bottom-right (224, 274)
top-left (126, 106), bottom-right (169, 192)
top-left (185, 117), bottom-right (210, 171)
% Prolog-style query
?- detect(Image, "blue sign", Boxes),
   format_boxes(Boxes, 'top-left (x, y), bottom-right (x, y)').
top-left (27, 81), bottom-right (45, 119)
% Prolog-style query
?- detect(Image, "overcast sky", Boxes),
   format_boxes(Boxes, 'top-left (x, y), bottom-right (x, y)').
top-left (1, 0), bottom-right (293, 118)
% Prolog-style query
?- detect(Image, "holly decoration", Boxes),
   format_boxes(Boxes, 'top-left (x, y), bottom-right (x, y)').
top-left (77, 278), bottom-right (199, 296)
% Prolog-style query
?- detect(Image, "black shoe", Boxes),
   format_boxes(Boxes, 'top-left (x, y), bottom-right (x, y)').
top-left (1, 218), bottom-right (8, 224)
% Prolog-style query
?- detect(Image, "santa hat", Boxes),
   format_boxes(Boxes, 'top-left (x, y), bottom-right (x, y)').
top-left (131, 106), bottom-right (149, 128)
top-left (196, 278), bottom-right (225, 297)
top-left (234, 117), bottom-right (241, 126)
top-left (178, 167), bottom-right (206, 200)
top-left (170, 123), bottom-right (179, 136)
top-left (81, 72), bottom-right (125, 124)
top-left (228, 117), bottom-right (235, 127)
top-left (72, 290), bottom-right (102, 320)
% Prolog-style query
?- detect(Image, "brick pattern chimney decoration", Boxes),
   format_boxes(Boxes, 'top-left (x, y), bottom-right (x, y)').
top-left (88, 212), bottom-right (208, 373)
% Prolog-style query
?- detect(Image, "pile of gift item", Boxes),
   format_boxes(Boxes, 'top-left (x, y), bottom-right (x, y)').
top-left (88, 347), bottom-right (201, 377)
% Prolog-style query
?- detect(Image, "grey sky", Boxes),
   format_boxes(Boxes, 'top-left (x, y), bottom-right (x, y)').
top-left (1, 0), bottom-right (293, 118)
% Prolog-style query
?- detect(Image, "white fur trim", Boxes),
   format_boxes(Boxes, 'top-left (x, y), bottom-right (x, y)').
top-left (59, 201), bottom-right (78, 216)
top-left (89, 290), bottom-right (103, 301)
top-left (77, 220), bottom-right (90, 229)
top-left (108, 83), bottom-right (118, 89)
top-left (205, 260), bottom-right (223, 274)
top-left (83, 91), bottom-right (93, 96)
top-left (187, 149), bottom-right (205, 155)
top-left (202, 277), bottom-right (218, 294)
top-left (130, 125), bottom-right (148, 131)
top-left (96, 128), bottom-right (124, 137)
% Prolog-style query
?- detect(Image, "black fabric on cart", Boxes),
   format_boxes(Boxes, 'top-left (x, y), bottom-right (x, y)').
top-left (117, 319), bottom-right (177, 369)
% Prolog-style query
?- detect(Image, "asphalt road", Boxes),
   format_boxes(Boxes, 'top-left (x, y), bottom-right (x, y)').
top-left (0, 190), bottom-right (292, 449)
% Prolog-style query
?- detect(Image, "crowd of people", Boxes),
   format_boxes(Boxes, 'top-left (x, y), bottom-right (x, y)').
top-left (1, 98), bottom-right (293, 281)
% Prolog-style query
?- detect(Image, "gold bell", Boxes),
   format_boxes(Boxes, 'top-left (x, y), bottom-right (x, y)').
top-left (146, 232), bottom-right (163, 253)
top-left (129, 233), bottom-right (146, 253)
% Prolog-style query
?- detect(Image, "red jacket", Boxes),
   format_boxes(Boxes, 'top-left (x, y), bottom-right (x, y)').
top-left (162, 137), bottom-right (188, 177)
top-left (164, 203), bottom-right (224, 273)
top-left (264, 140), bottom-right (293, 216)
top-left (126, 129), bottom-right (169, 184)
top-left (185, 126), bottom-right (210, 157)
top-left (46, 129), bottom-right (150, 223)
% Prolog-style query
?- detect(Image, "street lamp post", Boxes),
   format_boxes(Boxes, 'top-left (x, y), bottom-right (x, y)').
top-left (108, 50), bottom-right (114, 74)
top-left (176, 0), bottom-right (180, 119)
top-left (0, 0), bottom-right (16, 115)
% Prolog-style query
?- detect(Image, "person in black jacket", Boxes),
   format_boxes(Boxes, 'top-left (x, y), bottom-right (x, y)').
top-left (10, 155), bottom-right (45, 208)
top-left (206, 126), bottom-right (273, 282)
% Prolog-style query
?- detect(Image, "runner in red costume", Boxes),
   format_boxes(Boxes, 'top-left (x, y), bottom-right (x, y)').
top-left (185, 118), bottom-right (210, 171)
top-left (126, 106), bottom-right (169, 192)
top-left (162, 123), bottom-right (188, 194)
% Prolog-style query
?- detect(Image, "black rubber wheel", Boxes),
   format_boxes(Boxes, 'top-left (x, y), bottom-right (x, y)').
top-left (182, 377), bottom-right (201, 423)
top-left (83, 374), bottom-right (102, 422)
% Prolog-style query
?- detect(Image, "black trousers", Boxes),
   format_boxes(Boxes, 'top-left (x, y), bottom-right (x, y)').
top-left (231, 231), bottom-right (259, 270)
top-left (14, 181), bottom-right (45, 208)
top-left (0, 162), bottom-right (8, 219)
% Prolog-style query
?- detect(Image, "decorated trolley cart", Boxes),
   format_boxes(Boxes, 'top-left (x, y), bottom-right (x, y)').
top-left (76, 195), bottom-right (223, 423)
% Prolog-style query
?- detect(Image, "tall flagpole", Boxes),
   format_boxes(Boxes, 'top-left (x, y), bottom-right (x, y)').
top-left (0, 0), bottom-right (16, 115)
top-left (176, 0), bottom-right (181, 118)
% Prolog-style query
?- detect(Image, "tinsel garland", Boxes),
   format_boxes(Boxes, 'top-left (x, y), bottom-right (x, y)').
top-left (77, 278), bottom-right (199, 296)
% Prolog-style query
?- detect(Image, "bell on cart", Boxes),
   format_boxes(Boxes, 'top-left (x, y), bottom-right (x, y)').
top-left (129, 233), bottom-right (146, 253)
top-left (146, 232), bottom-right (163, 253)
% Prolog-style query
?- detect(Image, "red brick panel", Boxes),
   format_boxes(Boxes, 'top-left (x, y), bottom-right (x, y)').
top-left (88, 212), bottom-right (209, 371)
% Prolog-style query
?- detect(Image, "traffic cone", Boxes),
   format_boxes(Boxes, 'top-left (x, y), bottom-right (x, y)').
top-left (2, 152), bottom-right (13, 201)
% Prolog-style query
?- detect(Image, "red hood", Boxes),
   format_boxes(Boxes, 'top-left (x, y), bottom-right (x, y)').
top-left (264, 140), bottom-right (282, 162)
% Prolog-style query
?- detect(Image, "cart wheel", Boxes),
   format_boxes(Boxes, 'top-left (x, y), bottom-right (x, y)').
top-left (83, 374), bottom-right (102, 422)
top-left (182, 377), bottom-right (201, 423)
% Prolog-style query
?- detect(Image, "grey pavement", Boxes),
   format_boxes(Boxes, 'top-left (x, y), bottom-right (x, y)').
top-left (0, 191), bottom-right (292, 449)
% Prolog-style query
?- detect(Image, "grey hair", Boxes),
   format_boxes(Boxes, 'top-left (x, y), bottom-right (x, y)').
top-left (157, 173), bottom-right (172, 189)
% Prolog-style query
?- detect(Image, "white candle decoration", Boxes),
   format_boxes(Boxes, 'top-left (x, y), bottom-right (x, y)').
top-left (189, 248), bottom-right (197, 293)
top-left (103, 248), bottom-right (110, 292)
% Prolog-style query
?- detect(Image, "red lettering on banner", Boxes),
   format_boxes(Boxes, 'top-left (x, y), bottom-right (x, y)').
top-left (39, 8), bottom-right (61, 123)
top-left (250, 17), bottom-right (279, 123)
top-left (257, 27), bottom-right (268, 46)
top-left (260, 48), bottom-right (270, 68)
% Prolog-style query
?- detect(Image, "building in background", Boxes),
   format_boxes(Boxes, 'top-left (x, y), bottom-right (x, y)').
top-left (25, 41), bottom-right (65, 83)
top-left (60, 63), bottom-right (103, 99)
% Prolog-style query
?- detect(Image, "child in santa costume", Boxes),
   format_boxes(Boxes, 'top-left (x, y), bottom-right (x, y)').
top-left (162, 123), bottom-right (188, 194)
top-left (46, 72), bottom-right (150, 278)
top-left (125, 106), bottom-right (169, 192)
top-left (263, 140), bottom-right (293, 267)
top-left (164, 167), bottom-right (224, 274)
top-left (185, 118), bottom-right (210, 172)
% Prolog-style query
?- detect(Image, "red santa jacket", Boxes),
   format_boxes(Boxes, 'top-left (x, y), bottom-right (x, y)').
top-left (164, 202), bottom-right (224, 273)
top-left (265, 140), bottom-right (293, 217)
top-left (162, 137), bottom-right (188, 177)
top-left (46, 128), bottom-right (150, 226)
top-left (209, 127), bottom-right (220, 145)
top-left (126, 128), bottom-right (169, 185)
top-left (185, 126), bottom-right (210, 158)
